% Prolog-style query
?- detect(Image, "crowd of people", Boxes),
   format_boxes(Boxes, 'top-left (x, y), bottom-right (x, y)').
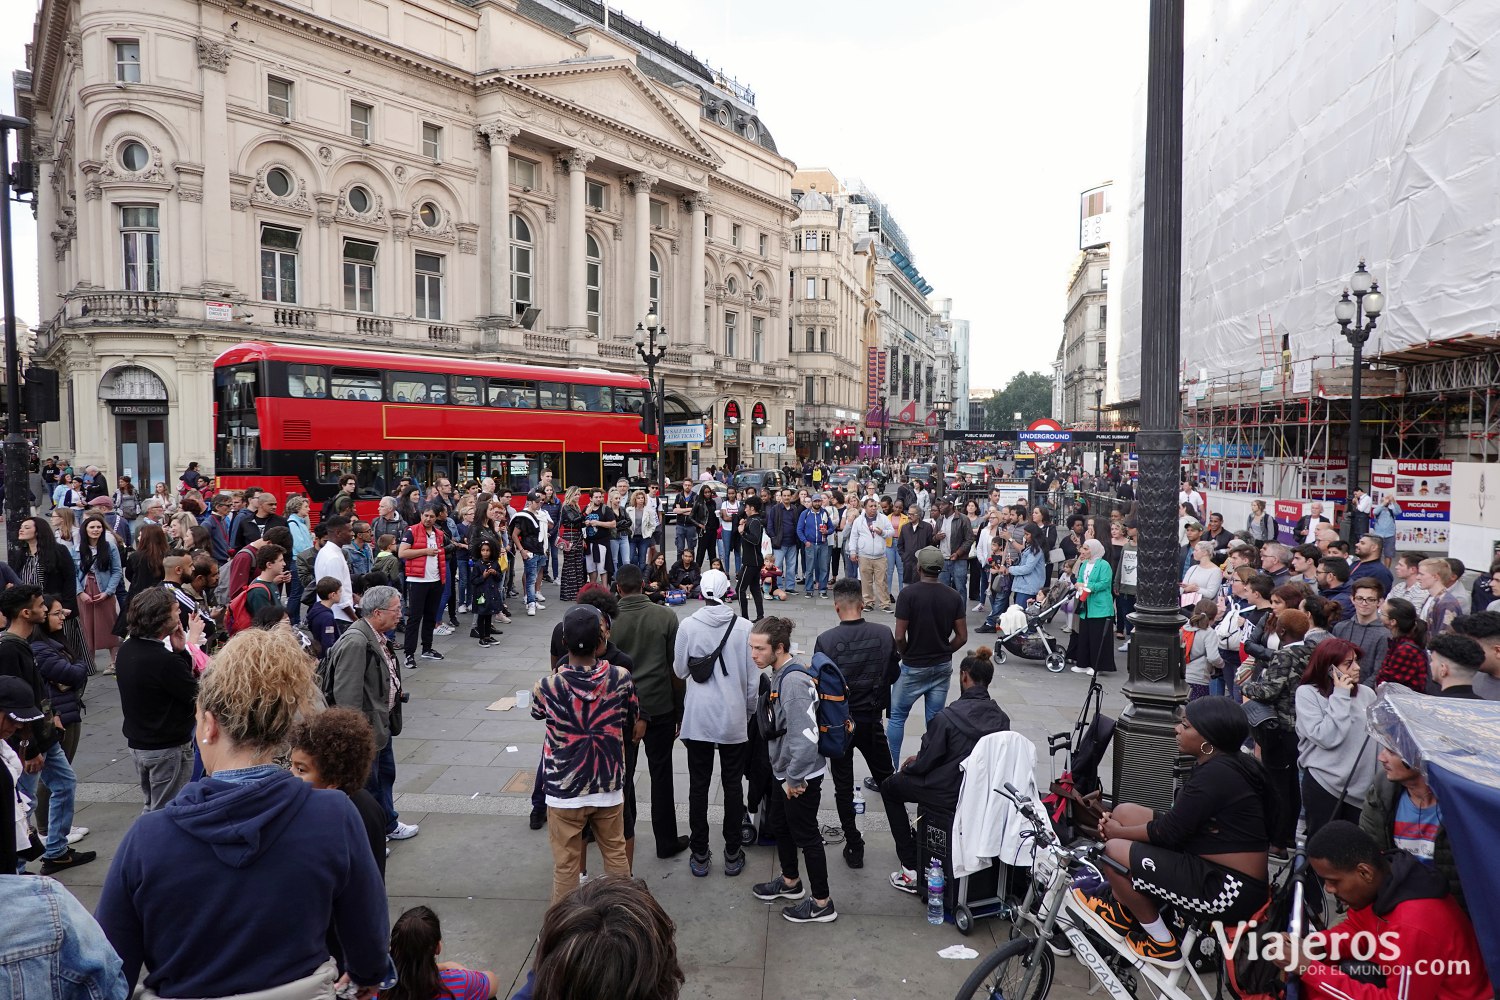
top-left (0, 453), bottom-right (1493, 998)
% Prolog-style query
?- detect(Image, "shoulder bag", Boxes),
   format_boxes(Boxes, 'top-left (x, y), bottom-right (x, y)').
top-left (686, 619), bottom-right (738, 683)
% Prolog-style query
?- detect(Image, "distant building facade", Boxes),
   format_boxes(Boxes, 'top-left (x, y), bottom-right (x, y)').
top-left (15, 0), bottom-right (798, 484)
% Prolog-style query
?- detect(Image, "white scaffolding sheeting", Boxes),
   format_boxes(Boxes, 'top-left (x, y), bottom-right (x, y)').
top-left (1115, 0), bottom-right (1500, 404)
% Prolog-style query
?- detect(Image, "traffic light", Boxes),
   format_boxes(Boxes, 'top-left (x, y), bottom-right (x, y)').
top-left (23, 367), bottom-right (59, 424)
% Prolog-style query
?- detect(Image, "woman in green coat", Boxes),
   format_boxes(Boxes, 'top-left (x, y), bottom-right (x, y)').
top-left (1072, 538), bottom-right (1117, 676)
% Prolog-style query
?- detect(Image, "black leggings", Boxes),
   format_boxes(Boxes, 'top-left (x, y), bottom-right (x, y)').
top-left (1252, 722), bottom-right (1301, 848)
top-left (1301, 772), bottom-right (1363, 838)
top-left (738, 562), bottom-right (763, 620)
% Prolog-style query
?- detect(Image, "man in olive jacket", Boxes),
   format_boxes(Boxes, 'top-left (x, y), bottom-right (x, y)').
top-left (609, 564), bottom-right (689, 859)
top-left (1361, 743), bottom-right (1463, 913)
top-left (325, 585), bottom-right (417, 841)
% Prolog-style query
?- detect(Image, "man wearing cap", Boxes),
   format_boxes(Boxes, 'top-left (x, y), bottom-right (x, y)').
top-left (887, 547), bottom-right (968, 771)
top-left (511, 492), bottom-right (548, 616)
top-left (1179, 519), bottom-right (1204, 577)
top-left (532, 605), bottom-right (638, 902)
top-left (0, 585), bottom-right (95, 874)
top-left (797, 494), bottom-right (836, 599)
top-left (672, 569), bottom-right (756, 878)
top-left (88, 495), bottom-right (134, 549)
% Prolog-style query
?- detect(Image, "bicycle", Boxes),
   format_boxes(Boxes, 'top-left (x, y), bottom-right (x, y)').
top-left (956, 783), bottom-right (1315, 1000)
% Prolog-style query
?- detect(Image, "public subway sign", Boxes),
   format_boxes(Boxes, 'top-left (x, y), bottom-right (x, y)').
top-left (941, 429), bottom-right (1137, 443)
top-left (1370, 459), bottom-right (1451, 552)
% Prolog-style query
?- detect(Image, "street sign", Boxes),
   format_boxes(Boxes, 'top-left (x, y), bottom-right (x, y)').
top-left (662, 423), bottom-right (706, 444)
top-left (1026, 418), bottom-right (1063, 454)
top-left (754, 435), bottom-right (787, 454)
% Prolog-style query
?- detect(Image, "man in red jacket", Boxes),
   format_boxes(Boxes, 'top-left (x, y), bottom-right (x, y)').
top-left (1272, 820), bottom-right (1488, 1000)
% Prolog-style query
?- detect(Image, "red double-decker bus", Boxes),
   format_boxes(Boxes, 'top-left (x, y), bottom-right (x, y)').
top-left (213, 341), bottom-right (655, 516)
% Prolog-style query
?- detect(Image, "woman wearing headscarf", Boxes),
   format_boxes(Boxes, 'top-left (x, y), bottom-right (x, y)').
top-left (1070, 696), bottom-right (1273, 968)
top-left (1071, 538), bottom-right (1117, 676)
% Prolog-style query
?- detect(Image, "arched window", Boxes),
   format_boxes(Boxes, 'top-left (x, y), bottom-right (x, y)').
top-left (649, 251), bottom-right (661, 317)
top-left (510, 214), bottom-right (533, 313)
top-left (586, 234), bottom-right (602, 335)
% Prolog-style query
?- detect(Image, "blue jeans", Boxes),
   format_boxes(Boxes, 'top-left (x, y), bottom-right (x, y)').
top-left (983, 585), bottom-right (1010, 626)
top-left (776, 545), bottom-right (799, 585)
top-left (549, 539), bottom-right (560, 579)
top-left (803, 543), bottom-right (830, 594)
top-left (886, 549), bottom-right (903, 595)
top-left (610, 536), bottom-right (631, 576)
top-left (719, 534), bottom-right (740, 576)
top-left (287, 567), bottom-right (304, 626)
top-left (629, 536), bottom-right (650, 569)
top-left (365, 742), bottom-right (399, 834)
top-left (16, 742), bottom-right (77, 861)
top-left (676, 525), bottom-right (698, 561)
top-left (939, 558), bottom-right (968, 599)
top-left (523, 552), bottom-right (544, 605)
top-left (886, 662), bottom-right (953, 770)
top-left (437, 560), bottom-right (456, 623)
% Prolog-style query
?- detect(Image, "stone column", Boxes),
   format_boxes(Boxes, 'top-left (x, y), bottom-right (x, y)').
top-left (685, 192), bottom-right (709, 345)
top-left (562, 149), bottom-right (595, 334)
top-left (628, 173), bottom-right (657, 327)
top-left (478, 122), bottom-right (519, 321)
top-left (196, 37), bottom-right (234, 293)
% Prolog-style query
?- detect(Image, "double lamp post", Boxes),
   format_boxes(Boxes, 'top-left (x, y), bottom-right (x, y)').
top-left (1334, 259), bottom-right (1384, 539)
top-left (634, 313), bottom-right (669, 487)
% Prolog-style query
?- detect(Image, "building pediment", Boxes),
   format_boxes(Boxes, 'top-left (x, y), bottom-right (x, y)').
top-left (498, 58), bottom-right (720, 167)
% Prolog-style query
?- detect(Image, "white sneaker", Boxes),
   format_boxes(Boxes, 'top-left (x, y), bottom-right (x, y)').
top-left (66, 826), bottom-right (89, 845)
top-left (1070, 666), bottom-right (1095, 675)
top-left (1118, 642), bottom-right (1130, 652)
top-left (387, 821), bottom-right (420, 841)
top-left (434, 623), bottom-right (454, 637)
top-left (579, 872), bottom-right (592, 885)
top-left (457, 604), bottom-right (470, 614)
top-left (527, 602), bottom-right (537, 617)
top-left (534, 595), bottom-right (546, 606)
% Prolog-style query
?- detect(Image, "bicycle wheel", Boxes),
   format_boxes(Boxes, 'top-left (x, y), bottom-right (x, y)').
top-left (955, 936), bottom-right (1054, 1000)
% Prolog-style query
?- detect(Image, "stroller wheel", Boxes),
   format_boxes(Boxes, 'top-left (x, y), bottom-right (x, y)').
top-left (994, 643), bottom-right (1007, 664)
top-left (1046, 653), bottom-right (1067, 674)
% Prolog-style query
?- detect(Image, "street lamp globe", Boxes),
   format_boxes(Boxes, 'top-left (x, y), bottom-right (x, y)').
top-left (633, 323), bottom-right (646, 347)
top-left (645, 311), bottom-right (660, 331)
top-left (1334, 290), bottom-right (1356, 326)
top-left (1350, 259), bottom-right (1373, 296)
top-left (1363, 283), bottom-right (1384, 318)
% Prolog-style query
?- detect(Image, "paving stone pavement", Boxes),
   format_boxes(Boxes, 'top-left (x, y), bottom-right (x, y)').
top-left (53, 575), bottom-right (1134, 999)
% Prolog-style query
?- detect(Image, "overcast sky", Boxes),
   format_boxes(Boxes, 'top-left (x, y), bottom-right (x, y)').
top-left (0, 0), bottom-right (1147, 387)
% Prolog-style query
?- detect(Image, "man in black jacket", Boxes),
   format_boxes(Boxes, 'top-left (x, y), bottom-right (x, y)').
top-left (115, 586), bottom-right (199, 815)
top-left (0, 584), bottom-right (95, 873)
top-left (881, 648), bottom-right (1009, 893)
top-left (817, 579), bottom-right (897, 869)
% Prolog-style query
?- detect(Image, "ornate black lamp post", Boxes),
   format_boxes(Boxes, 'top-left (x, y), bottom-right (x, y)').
top-left (934, 393), bottom-right (952, 486)
top-left (1334, 261), bottom-right (1384, 539)
top-left (634, 313), bottom-right (668, 488)
top-left (1114, 0), bottom-right (1188, 812)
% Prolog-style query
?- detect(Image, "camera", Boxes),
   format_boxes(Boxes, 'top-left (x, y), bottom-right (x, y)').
top-left (400, 691), bottom-right (410, 704)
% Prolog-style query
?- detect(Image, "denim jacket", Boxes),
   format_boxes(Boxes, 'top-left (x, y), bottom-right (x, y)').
top-left (74, 537), bottom-right (123, 596)
top-left (1009, 545), bottom-right (1046, 597)
top-left (0, 874), bottom-right (128, 1000)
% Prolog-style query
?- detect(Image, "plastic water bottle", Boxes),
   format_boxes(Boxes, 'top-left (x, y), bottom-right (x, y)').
top-left (853, 786), bottom-right (865, 815)
top-left (926, 858), bottom-right (945, 925)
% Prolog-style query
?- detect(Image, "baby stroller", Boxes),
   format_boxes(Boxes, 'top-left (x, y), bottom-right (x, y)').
top-left (991, 576), bottom-right (1076, 674)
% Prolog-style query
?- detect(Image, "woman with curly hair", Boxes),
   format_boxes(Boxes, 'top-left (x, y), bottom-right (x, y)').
top-left (288, 710), bottom-right (381, 851)
top-left (97, 629), bottom-right (390, 999)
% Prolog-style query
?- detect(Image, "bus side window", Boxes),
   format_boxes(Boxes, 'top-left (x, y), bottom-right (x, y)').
top-left (537, 382), bottom-right (567, 410)
top-left (331, 368), bottom-right (382, 401)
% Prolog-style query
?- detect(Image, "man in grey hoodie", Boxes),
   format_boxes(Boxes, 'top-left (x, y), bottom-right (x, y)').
top-left (749, 616), bottom-right (839, 924)
top-left (672, 569), bottom-right (757, 878)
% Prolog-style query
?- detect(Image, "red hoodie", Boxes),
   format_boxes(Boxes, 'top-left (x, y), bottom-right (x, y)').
top-left (1300, 852), bottom-right (1488, 1000)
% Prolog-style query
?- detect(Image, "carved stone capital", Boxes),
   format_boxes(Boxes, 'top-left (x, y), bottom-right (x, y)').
top-left (477, 121), bottom-right (521, 148)
top-left (683, 191), bottom-right (711, 214)
top-left (562, 149), bottom-right (596, 173)
top-left (196, 37), bottom-right (232, 72)
top-left (627, 173), bottom-right (658, 195)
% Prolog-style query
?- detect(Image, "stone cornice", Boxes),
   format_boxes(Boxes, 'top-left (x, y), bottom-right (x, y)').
top-left (215, 0), bottom-right (475, 88)
top-left (707, 173), bottom-right (798, 215)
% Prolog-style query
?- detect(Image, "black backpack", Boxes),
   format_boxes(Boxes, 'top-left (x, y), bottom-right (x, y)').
top-left (685, 619), bottom-right (737, 683)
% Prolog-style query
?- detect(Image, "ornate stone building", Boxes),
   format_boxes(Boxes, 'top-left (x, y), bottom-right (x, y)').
top-left (785, 169), bottom-right (877, 463)
top-left (15, 0), bottom-right (798, 483)
top-left (1059, 246), bottom-right (1110, 428)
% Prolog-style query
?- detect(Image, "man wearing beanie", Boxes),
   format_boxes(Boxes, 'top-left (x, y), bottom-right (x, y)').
top-left (531, 606), bottom-right (638, 901)
top-left (673, 569), bottom-right (757, 878)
